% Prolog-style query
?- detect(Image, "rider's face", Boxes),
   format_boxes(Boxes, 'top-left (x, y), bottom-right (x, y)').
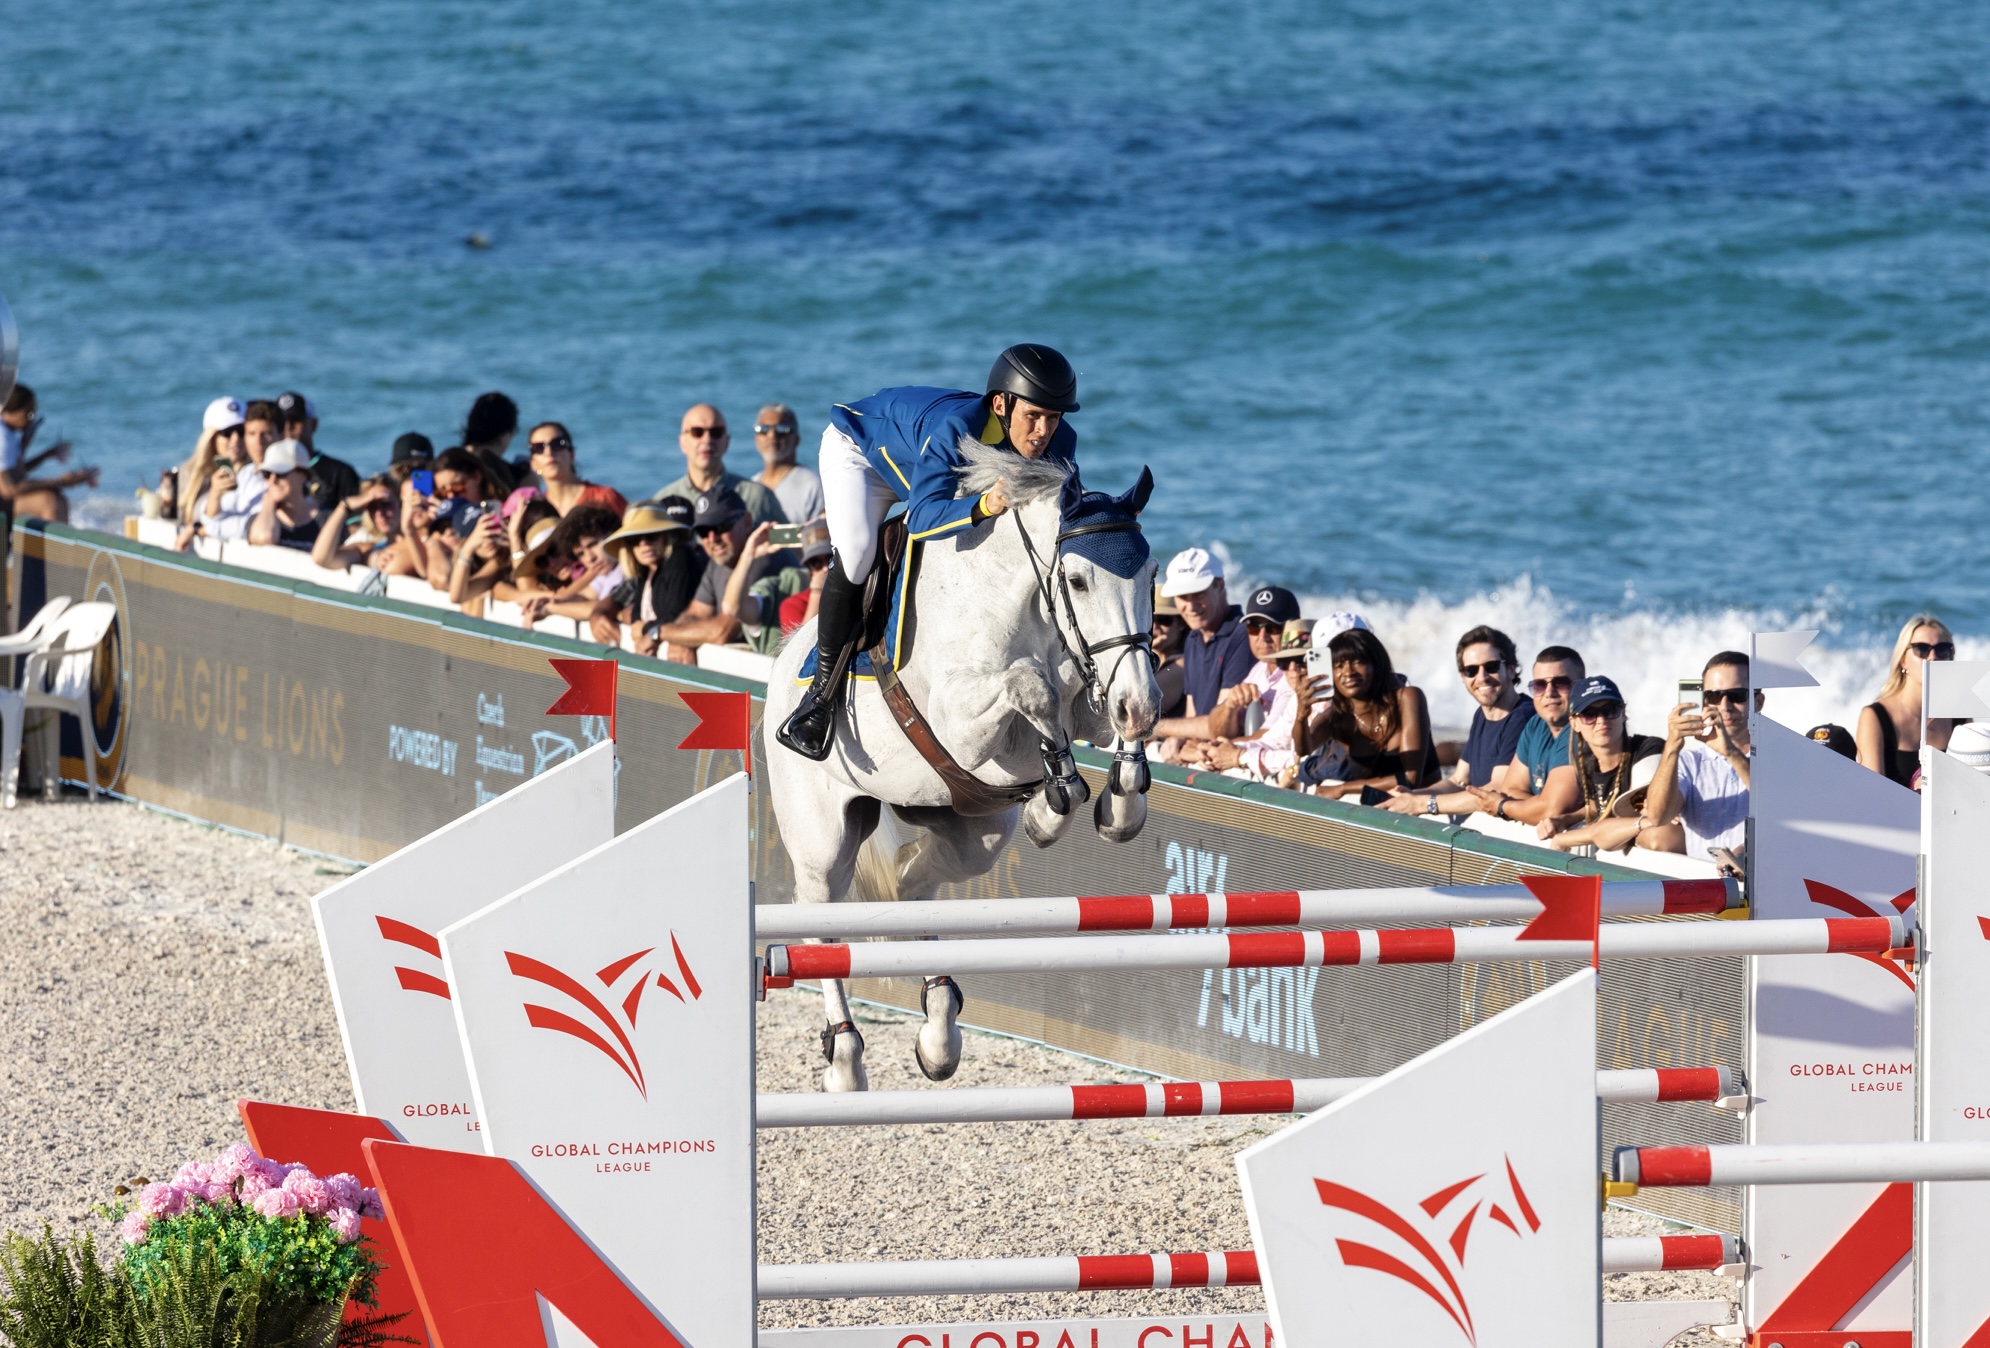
top-left (998, 395), bottom-right (1063, 459)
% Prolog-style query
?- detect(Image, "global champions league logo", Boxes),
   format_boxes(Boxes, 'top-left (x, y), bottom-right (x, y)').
top-left (1313, 1157), bottom-right (1541, 1345)
top-left (374, 917), bottom-right (703, 1101)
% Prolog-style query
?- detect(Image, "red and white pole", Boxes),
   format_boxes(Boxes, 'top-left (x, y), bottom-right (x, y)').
top-left (752, 879), bottom-right (1739, 940)
top-left (764, 916), bottom-right (1904, 981)
top-left (754, 1067), bottom-right (1740, 1128)
top-left (756, 1236), bottom-right (1736, 1298)
top-left (1616, 1142), bottom-right (1990, 1187)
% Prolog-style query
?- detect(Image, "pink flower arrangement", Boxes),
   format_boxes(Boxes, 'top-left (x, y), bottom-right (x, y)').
top-left (117, 1143), bottom-right (376, 1246)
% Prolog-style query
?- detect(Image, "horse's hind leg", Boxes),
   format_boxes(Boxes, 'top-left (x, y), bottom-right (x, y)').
top-left (794, 795), bottom-right (881, 1093)
top-left (889, 807), bottom-right (1018, 1082)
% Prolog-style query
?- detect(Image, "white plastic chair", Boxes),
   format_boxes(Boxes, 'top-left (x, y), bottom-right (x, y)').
top-left (21, 602), bottom-right (117, 801)
top-left (0, 595), bottom-right (73, 658)
top-left (0, 597), bottom-right (73, 807)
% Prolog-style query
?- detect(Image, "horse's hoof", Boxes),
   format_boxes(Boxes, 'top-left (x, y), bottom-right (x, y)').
top-left (821, 1021), bottom-right (868, 1093)
top-left (1023, 802), bottom-right (1065, 848)
top-left (1093, 788), bottom-right (1148, 843)
top-left (914, 977), bottom-right (965, 1082)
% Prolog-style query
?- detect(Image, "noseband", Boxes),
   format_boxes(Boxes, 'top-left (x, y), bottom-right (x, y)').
top-left (1014, 513), bottom-right (1154, 715)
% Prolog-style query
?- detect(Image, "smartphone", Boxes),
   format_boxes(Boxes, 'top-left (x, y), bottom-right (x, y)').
top-left (410, 469), bottom-right (435, 497)
top-left (1677, 677), bottom-right (1703, 708)
top-left (1358, 785), bottom-right (1391, 807)
top-left (765, 523), bottom-right (805, 547)
top-left (1306, 647), bottom-right (1333, 680)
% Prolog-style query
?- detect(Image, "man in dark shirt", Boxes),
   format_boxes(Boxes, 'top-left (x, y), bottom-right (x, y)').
top-left (274, 391), bottom-right (361, 514)
top-left (1383, 624), bottom-right (1535, 818)
top-left (650, 487), bottom-right (797, 660)
top-left (1150, 547), bottom-right (1254, 742)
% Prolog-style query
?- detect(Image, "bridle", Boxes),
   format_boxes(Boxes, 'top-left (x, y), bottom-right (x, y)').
top-left (1014, 511), bottom-right (1155, 717)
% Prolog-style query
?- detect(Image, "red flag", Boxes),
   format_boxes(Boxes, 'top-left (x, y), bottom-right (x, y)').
top-left (547, 658), bottom-right (619, 741)
top-left (678, 691), bottom-right (753, 775)
top-left (1518, 874), bottom-right (1603, 970)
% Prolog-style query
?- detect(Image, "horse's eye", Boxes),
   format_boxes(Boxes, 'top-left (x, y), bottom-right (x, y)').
top-left (1067, 574), bottom-right (1089, 592)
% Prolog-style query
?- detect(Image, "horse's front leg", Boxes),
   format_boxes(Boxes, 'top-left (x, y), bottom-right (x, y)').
top-left (936, 662), bottom-right (1087, 847)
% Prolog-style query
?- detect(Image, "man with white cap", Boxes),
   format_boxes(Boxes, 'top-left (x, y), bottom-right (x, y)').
top-left (1149, 547), bottom-right (1254, 744)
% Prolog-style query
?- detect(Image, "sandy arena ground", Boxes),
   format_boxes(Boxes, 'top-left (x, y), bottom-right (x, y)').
top-left (0, 797), bottom-right (1738, 1339)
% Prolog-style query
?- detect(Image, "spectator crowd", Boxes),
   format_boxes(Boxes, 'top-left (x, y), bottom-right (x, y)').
top-left (14, 382), bottom-right (1965, 869)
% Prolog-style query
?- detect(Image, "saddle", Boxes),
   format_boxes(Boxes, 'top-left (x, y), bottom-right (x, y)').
top-left (855, 516), bottom-right (1043, 818)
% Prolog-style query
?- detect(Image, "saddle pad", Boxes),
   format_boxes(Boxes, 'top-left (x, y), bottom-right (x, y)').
top-left (796, 540), bottom-right (916, 682)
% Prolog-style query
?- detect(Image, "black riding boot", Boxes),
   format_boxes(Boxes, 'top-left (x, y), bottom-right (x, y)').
top-left (777, 560), bottom-right (864, 761)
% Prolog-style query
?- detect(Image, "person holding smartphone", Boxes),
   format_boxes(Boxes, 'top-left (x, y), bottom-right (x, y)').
top-left (1640, 651), bottom-right (1758, 871)
top-left (0, 384), bottom-right (99, 523)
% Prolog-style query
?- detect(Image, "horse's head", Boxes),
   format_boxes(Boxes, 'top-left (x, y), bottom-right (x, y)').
top-left (956, 442), bottom-right (1161, 742)
top-left (1051, 466), bottom-right (1161, 741)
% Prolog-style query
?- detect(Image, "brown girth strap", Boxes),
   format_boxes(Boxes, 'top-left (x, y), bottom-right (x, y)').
top-left (866, 636), bottom-right (1041, 818)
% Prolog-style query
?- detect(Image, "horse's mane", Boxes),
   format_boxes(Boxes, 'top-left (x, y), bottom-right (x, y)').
top-left (952, 436), bottom-right (1073, 504)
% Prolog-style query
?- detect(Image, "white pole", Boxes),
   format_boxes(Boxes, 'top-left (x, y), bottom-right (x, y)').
top-left (766, 916), bottom-right (1905, 981)
top-left (1617, 1142), bottom-right (1990, 1187)
top-left (752, 879), bottom-right (1740, 940)
top-left (753, 1067), bottom-right (1740, 1127)
top-left (756, 1237), bottom-right (1734, 1298)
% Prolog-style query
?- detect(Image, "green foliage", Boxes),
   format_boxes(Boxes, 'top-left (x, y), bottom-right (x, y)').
top-left (0, 1219), bottom-right (413, 1348)
top-left (0, 1226), bottom-right (136, 1348)
top-left (118, 1203), bottom-right (381, 1312)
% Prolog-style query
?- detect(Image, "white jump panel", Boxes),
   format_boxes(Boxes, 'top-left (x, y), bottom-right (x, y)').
top-left (311, 740), bottom-right (615, 1149)
top-left (440, 773), bottom-right (755, 1348)
top-left (1746, 707), bottom-right (1918, 1336)
top-left (1239, 970), bottom-right (1599, 1348)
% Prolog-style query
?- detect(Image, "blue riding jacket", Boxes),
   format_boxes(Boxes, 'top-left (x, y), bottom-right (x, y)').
top-left (828, 386), bottom-right (1078, 543)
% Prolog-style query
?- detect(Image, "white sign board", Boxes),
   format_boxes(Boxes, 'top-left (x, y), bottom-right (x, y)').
top-left (312, 741), bottom-right (616, 1148)
top-left (1746, 709), bottom-right (1917, 1335)
top-left (441, 773), bottom-right (754, 1348)
top-left (1238, 971), bottom-right (1598, 1348)
top-left (1918, 745), bottom-right (1990, 1347)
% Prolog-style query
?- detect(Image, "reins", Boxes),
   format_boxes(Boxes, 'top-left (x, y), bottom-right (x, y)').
top-left (1013, 511), bottom-right (1155, 717)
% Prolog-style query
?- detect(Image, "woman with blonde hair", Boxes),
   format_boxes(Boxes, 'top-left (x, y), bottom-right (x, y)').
top-left (1857, 613), bottom-right (1960, 789)
top-left (171, 397), bottom-right (246, 527)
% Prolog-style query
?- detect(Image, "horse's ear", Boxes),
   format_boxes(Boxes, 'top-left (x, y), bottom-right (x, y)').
top-left (1123, 466), bottom-right (1155, 516)
top-left (1058, 469), bottom-right (1084, 517)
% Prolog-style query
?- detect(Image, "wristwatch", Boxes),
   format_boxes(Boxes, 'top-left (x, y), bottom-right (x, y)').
top-left (1494, 797), bottom-right (1509, 820)
top-left (1426, 796), bottom-right (1440, 816)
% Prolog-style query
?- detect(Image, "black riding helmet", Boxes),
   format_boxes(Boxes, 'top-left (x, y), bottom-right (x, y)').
top-left (986, 343), bottom-right (1080, 414)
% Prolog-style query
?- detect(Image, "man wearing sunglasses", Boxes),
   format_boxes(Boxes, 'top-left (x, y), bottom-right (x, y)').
top-left (1383, 625), bottom-right (1534, 817)
top-left (1476, 645), bottom-right (1586, 827)
top-left (1641, 651), bottom-right (1759, 869)
top-left (652, 404), bottom-right (786, 528)
top-left (777, 344), bottom-right (1083, 761)
top-left (752, 403), bottom-right (824, 528)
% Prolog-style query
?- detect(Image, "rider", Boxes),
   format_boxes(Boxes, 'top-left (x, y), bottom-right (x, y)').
top-left (775, 344), bottom-right (1082, 760)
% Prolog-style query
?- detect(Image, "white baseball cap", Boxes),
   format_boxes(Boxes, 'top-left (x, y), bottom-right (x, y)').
top-left (262, 439), bottom-right (311, 475)
top-left (1947, 721), bottom-right (1990, 773)
top-left (1310, 611), bottom-right (1371, 649)
top-left (1161, 547), bottom-right (1224, 598)
top-left (203, 396), bottom-right (246, 433)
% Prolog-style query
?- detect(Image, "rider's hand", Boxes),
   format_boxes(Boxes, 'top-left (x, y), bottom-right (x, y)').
top-left (981, 481), bottom-right (1011, 517)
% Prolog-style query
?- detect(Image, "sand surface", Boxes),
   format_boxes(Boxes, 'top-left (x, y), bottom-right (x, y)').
top-left (0, 797), bottom-right (1737, 1340)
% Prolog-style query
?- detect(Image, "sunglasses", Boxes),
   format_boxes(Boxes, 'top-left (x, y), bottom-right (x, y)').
top-left (1574, 704), bottom-right (1624, 722)
top-left (695, 521), bottom-right (738, 538)
top-left (530, 436), bottom-right (573, 454)
top-left (1702, 687), bottom-right (1750, 707)
top-left (685, 426), bottom-right (727, 439)
top-left (754, 422), bottom-right (796, 435)
top-left (1244, 618), bottom-right (1284, 634)
top-left (1528, 676), bottom-right (1575, 695)
top-left (1909, 641), bottom-right (1957, 661)
top-left (1458, 661), bottom-right (1509, 679)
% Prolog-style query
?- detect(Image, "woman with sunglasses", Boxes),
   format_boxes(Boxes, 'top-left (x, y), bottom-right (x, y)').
top-left (1537, 675), bottom-right (1664, 851)
top-left (1857, 613), bottom-right (1961, 789)
top-left (526, 422), bottom-right (627, 518)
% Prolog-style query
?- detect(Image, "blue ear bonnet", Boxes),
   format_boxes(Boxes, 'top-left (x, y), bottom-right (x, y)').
top-left (1055, 466), bottom-right (1154, 580)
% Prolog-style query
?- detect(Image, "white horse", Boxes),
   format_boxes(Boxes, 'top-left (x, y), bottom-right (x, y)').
top-left (763, 443), bottom-right (1162, 1091)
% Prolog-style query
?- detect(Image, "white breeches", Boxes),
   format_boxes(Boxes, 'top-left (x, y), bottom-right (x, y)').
top-left (819, 426), bottom-right (899, 584)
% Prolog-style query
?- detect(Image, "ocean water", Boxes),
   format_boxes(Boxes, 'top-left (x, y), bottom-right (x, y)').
top-left (5, 0), bottom-right (1989, 731)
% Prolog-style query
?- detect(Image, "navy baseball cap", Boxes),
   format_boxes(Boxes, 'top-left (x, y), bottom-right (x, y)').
top-left (691, 487), bottom-right (747, 531)
top-left (1243, 585), bottom-right (1300, 625)
top-left (1570, 675), bottom-right (1626, 714)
